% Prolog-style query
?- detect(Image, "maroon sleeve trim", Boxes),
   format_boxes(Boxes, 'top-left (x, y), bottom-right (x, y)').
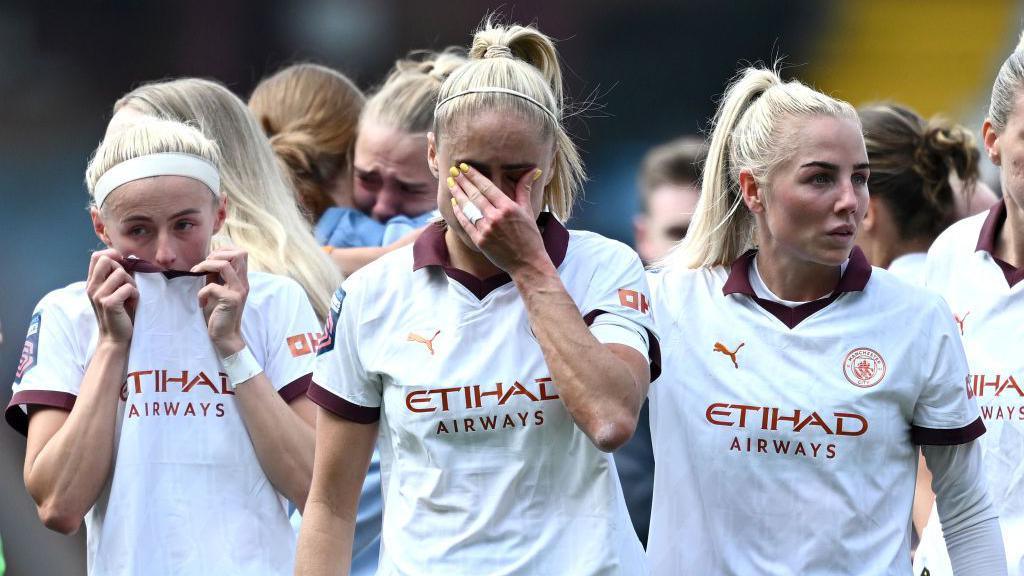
top-left (307, 381), bottom-right (380, 424)
top-left (278, 373), bottom-right (313, 403)
top-left (5, 390), bottom-right (77, 436)
top-left (583, 309), bottom-right (662, 382)
top-left (911, 417), bottom-right (986, 446)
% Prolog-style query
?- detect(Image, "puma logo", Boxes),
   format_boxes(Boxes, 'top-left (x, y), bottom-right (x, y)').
top-left (714, 342), bottom-right (745, 369)
top-left (407, 330), bottom-right (441, 355)
top-left (953, 312), bottom-right (970, 336)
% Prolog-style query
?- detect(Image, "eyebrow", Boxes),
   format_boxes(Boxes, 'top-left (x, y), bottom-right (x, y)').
top-left (459, 160), bottom-right (536, 172)
top-left (122, 208), bottom-right (201, 222)
top-left (800, 161), bottom-right (870, 171)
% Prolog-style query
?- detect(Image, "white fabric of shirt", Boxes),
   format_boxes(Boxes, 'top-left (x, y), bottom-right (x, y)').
top-left (916, 208), bottom-right (1024, 575)
top-left (887, 251), bottom-right (927, 286)
top-left (311, 225), bottom-right (656, 575)
top-left (7, 269), bottom-right (320, 576)
top-left (646, 262), bottom-right (981, 575)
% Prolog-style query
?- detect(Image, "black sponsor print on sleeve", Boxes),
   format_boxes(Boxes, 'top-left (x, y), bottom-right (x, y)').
top-left (316, 287), bottom-right (345, 356)
top-left (14, 313), bottom-right (41, 385)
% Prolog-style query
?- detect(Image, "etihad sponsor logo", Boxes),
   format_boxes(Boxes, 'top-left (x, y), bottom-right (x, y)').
top-left (407, 330), bottom-right (441, 355)
top-left (705, 403), bottom-right (868, 436)
top-left (980, 405), bottom-right (1024, 421)
top-left (119, 369), bottom-right (233, 420)
top-left (406, 378), bottom-right (559, 413)
top-left (729, 436), bottom-right (837, 459)
top-left (435, 410), bottom-right (546, 435)
top-left (713, 341), bottom-right (745, 369)
top-left (843, 347), bottom-right (886, 388)
top-left (617, 288), bottom-right (650, 314)
top-left (404, 377), bottom-right (560, 436)
top-left (953, 311), bottom-right (970, 336)
top-left (121, 369), bottom-right (235, 398)
top-left (287, 332), bottom-right (324, 358)
top-left (970, 373), bottom-right (1024, 398)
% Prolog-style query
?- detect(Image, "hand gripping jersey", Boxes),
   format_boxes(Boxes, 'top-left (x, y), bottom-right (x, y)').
top-left (6, 261), bottom-right (320, 576)
top-left (646, 247), bottom-right (983, 576)
top-left (916, 201), bottom-right (1024, 576)
top-left (310, 214), bottom-right (659, 576)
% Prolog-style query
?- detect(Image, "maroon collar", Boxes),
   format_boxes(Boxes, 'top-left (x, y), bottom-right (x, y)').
top-left (975, 200), bottom-right (1024, 287)
top-left (722, 246), bottom-right (872, 328)
top-left (412, 212), bottom-right (570, 300)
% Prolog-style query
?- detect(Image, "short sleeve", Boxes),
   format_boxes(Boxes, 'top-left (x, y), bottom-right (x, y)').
top-left (911, 297), bottom-right (984, 445)
top-left (580, 242), bottom-right (661, 381)
top-left (257, 278), bottom-right (323, 403)
top-left (308, 280), bottom-right (382, 423)
top-left (5, 294), bottom-right (84, 435)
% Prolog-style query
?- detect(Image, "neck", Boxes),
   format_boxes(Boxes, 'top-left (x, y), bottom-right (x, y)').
top-left (445, 228), bottom-right (504, 278)
top-left (755, 245), bottom-right (842, 302)
top-left (997, 195), bottom-right (1024, 268)
top-left (868, 237), bottom-right (930, 269)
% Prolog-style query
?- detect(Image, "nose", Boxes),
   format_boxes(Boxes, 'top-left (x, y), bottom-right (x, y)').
top-left (153, 233), bottom-right (177, 269)
top-left (834, 179), bottom-right (860, 216)
top-left (371, 188), bottom-right (401, 222)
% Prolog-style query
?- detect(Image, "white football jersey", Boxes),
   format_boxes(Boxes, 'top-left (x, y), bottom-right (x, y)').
top-left (647, 247), bottom-right (982, 576)
top-left (916, 202), bottom-right (1024, 576)
top-left (311, 215), bottom-right (657, 575)
top-left (6, 262), bottom-right (321, 576)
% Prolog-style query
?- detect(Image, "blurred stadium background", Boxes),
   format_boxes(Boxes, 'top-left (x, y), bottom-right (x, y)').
top-left (0, 1), bottom-right (1020, 573)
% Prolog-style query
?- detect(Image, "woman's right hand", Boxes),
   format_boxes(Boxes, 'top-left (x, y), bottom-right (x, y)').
top-left (86, 249), bottom-right (138, 345)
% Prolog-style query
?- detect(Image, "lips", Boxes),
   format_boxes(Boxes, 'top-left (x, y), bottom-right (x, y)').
top-left (827, 224), bottom-right (855, 238)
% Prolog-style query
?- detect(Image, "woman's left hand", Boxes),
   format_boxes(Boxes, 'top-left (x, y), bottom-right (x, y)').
top-left (448, 164), bottom-right (549, 276)
top-left (191, 248), bottom-right (249, 357)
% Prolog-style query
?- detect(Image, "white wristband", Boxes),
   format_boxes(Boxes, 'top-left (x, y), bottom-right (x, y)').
top-left (221, 346), bottom-right (263, 390)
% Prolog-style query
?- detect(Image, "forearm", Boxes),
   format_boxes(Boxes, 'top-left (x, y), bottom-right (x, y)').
top-left (294, 497), bottom-right (357, 576)
top-left (295, 411), bottom-right (377, 576)
top-left (26, 341), bottom-right (126, 532)
top-left (945, 516), bottom-right (1006, 576)
top-left (233, 373), bottom-right (315, 508)
top-left (923, 441), bottom-right (1006, 575)
top-left (513, 262), bottom-right (644, 451)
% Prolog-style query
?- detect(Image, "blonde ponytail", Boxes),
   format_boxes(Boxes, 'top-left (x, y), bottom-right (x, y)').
top-left (660, 66), bottom-right (858, 270)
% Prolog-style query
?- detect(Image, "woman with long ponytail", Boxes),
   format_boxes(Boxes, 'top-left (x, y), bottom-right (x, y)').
top-left (647, 66), bottom-right (1004, 575)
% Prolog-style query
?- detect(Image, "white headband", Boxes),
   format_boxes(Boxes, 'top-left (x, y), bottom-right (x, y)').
top-left (435, 87), bottom-right (559, 124)
top-left (93, 153), bottom-right (220, 208)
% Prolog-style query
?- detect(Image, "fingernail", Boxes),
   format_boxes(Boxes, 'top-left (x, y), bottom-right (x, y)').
top-left (447, 176), bottom-right (456, 189)
top-left (449, 166), bottom-right (460, 178)
top-left (450, 198), bottom-right (459, 210)
top-left (459, 163), bottom-right (470, 173)
top-left (532, 168), bottom-right (542, 182)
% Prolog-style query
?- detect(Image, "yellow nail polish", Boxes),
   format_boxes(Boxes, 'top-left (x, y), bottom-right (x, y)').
top-left (449, 166), bottom-right (460, 178)
top-left (447, 176), bottom-right (456, 188)
top-left (532, 168), bottom-right (542, 182)
top-left (459, 163), bottom-right (470, 173)
top-left (450, 198), bottom-right (458, 210)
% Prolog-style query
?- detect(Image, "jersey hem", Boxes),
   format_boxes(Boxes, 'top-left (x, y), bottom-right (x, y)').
top-left (911, 416), bottom-right (985, 446)
top-left (307, 381), bottom-right (381, 423)
top-left (278, 373), bottom-right (313, 403)
top-left (5, 389), bottom-right (78, 436)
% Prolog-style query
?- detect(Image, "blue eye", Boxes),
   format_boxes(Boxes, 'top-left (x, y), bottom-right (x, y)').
top-left (128, 226), bottom-right (148, 237)
top-left (813, 173), bottom-right (833, 185)
top-left (852, 173), bottom-right (868, 186)
top-left (175, 221), bottom-right (195, 231)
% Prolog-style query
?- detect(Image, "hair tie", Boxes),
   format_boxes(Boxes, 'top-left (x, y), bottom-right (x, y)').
top-left (484, 45), bottom-right (513, 59)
